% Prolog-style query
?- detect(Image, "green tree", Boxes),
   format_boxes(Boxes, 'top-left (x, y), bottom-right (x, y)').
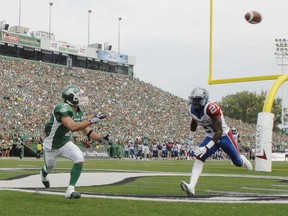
top-left (219, 91), bottom-right (282, 128)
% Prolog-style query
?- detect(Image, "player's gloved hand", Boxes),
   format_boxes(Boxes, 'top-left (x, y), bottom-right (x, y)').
top-left (101, 134), bottom-right (112, 145)
top-left (194, 146), bottom-right (208, 158)
top-left (90, 112), bottom-right (106, 124)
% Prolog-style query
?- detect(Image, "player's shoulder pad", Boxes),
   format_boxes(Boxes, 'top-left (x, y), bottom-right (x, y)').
top-left (205, 101), bottom-right (221, 117)
top-left (54, 102), bottom-right (74, 117)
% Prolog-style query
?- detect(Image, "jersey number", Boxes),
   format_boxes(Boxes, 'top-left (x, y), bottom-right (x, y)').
top-left (208, 103), bottom-right (220, 114)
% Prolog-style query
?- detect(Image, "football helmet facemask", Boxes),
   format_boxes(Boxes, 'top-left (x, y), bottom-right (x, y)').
top-left (188, 87), bottom-right (209, 109)
top-left (62, 85), bottom-right (84, 106)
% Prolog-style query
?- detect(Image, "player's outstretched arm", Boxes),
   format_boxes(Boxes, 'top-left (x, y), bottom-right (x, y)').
top-left (84, 128), bottom-right (112, 145)
top-left (61, 116), bottom-right (92, 132)
top-left (61, 112), bottom-right (106, 132)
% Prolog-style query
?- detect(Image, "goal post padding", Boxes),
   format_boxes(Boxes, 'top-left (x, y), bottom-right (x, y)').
top-left (255, 112), bottom-right (274, 172)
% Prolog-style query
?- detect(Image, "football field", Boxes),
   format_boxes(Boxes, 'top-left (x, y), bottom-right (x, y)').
top-left (1, 158), bottom-right (288, 215)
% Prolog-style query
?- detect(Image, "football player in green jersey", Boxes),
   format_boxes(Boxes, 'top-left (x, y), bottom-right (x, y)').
top-left (40, 85), bottom-right (110, 199)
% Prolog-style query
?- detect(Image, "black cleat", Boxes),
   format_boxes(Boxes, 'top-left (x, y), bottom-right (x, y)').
top-left (40, 170), bottom-right (50, 188)
top-left (42, 180), bottom-right (50, 188)
top-left (66, 191), bottom-right (81, 199)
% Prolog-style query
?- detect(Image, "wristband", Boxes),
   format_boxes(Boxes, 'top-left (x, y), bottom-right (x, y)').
top-left (206, 140), bottom-right (215, 149)
top-left (87, 129), bottom-right (93, 140)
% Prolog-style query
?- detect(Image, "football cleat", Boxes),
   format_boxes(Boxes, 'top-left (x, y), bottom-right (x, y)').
top-left (40, 170), bottom-right (50, 188)
top-left (241, 155), bottom-right (253, 171)
top-left (65, 186), bottom-right (81, 199)
top-left (180, 181), bottom-right (195, 197)
top-left (66, 191), bottom-right (81, 199)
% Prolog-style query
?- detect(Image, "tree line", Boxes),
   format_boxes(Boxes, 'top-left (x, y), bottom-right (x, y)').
top-left (219, 91), bottom-right (282, 131)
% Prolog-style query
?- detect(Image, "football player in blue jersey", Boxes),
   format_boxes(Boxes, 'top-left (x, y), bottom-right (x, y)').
top-left (180, 87), bottom-right (252, 197)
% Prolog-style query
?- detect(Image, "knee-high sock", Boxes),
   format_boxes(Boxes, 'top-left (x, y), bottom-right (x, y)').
top-left (69, 163), bottom-right (83, 186)
top-left (190, 159), bottom-right (204, 188)
top-left (41, 167), bottom-right (48, 177)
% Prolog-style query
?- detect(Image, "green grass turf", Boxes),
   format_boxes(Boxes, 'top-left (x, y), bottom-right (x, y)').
top-left (1, 190), bottom-right (288, 216)
top-left (1, 158), bottom-right (288, 215)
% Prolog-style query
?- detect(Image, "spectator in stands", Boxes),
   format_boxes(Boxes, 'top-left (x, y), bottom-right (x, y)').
top-left (0, 58), bottom-right (288, 153)
top-left (25, 139), bottom-right (32, 148)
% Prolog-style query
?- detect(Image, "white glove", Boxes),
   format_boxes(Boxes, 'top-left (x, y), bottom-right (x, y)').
top-left (194, 141), bottom-right (215, 158)
top-left (90, 112), bottom-right (106, 124)
top-left (194, 146), bottom-right (207, 158)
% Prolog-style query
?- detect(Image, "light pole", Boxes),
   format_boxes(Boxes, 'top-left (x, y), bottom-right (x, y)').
top-left (88, 9), bottom-right (92, 46)
top-left (18, 0), bottom-right (22, 33)
top-left (275, 38), bottom-right (288, 127)
top-left (49, 2), bottom-right (53, 39)
top-left (118, 17), bottom-right (122, 53)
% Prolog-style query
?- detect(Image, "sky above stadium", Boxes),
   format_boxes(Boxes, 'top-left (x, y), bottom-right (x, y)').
top-left (1, 0), bottom-right (288, 103)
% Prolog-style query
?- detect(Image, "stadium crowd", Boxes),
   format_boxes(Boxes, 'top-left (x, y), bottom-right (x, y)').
top-left (0, 58), bottom-right (288, 156)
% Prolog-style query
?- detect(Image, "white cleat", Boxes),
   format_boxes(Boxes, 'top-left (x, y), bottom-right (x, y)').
top-left (245, 160), bottom-right (253, 171)
top-left (180, 181), bottom-right (195, 197)
top-left (241, 155), bottom-right (253, 171)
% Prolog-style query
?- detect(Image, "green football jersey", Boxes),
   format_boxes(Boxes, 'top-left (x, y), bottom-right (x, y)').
top-left (44, 102), bottom-right (85, 150)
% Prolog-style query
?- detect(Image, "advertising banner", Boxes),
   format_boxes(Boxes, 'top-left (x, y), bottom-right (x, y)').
top-left (1, 32), bottom-right (18, 43)
top-left (271, 153), bottom-right (286, 161)
top-left (0, 32), bottom-right (40, 47)
top-left (80, 147), bottom-right (110, 159)
top-left (18, 35), bottom-right (40, 47)
top-left (50, 41), bottom-right (86, 56)
top-left (97, 50), bottom-right (128, 64)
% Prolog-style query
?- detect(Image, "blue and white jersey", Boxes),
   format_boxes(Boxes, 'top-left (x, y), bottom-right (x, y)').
top-left (188, 101), bottom-right (230, 138)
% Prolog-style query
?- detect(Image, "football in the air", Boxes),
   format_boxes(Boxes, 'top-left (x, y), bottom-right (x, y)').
top-left (244, 11), bottom-right (262, 24)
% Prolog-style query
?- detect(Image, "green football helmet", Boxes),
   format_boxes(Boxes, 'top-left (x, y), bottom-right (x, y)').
top-left (62, 85), bottom-right (84, 106)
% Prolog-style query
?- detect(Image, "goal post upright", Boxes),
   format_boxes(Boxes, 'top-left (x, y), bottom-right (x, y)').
top-left (208, 0), bottom-right (287, 172)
